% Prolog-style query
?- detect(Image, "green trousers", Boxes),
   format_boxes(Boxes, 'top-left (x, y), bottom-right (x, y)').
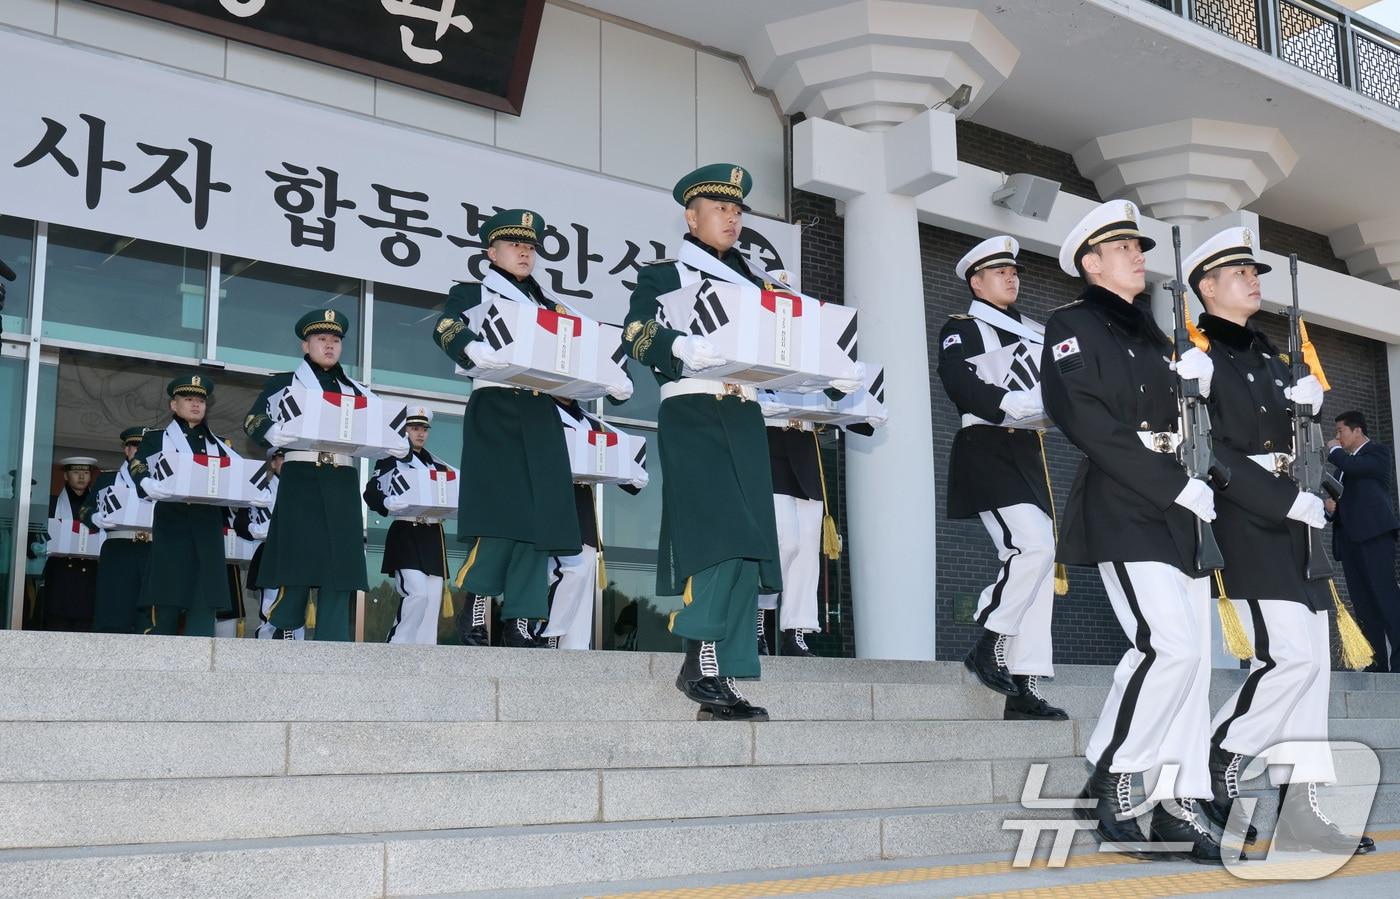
top-left (669, 558), bottom-right (760, 679)
top-left (267, 587), bottom-right (354, 641)
top-left (141, 605), bottom-right (215, 637)
top-left (457, 537), bottom-right (549, 620)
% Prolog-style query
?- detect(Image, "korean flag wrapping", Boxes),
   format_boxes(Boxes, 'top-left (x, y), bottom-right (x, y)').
top-left (223, 527), bottom-right (258, 563)
top-left (376, 463), bottom-right (461, 520)
top-left (269, 385), bottom-right (410, 458)
top-left (561, 420), bottom-right (649, 486)
top-left (967, 339), bottom-right (1052, 430)
top-left (453, 296), bottom-right (630, 400)
top-left (762, 365), bottom-right (890, 428)
top-left (47, 518), bottom-right (106, 559)
top-left (146, 451), bottom-right (274, 509)
top-left (657, 279), bottom-right (861, 390)
top-left (97, 479), bottom-right (155, 532)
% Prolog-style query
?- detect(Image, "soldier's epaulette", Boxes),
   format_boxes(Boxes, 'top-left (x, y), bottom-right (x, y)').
top-left (947, 313), bottom-right (974, 320)
top-left (642, 259), bottom-right (677, 266)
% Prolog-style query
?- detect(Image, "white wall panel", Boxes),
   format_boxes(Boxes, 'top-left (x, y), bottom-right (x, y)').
top-left (58, 1), bottom-right (224, 77)
top-left (497, 3), bottom-right (601, 171)
top-left (226, 42), bottom-right (375, 116)
top-left (0, 0), bottom-right (56, 33)
top-left (697, 52), bottom-right (784, 218)
top-left (375, 81), bottom-right (495, 146)
top-left (600, 22), bottom-right (695, 190)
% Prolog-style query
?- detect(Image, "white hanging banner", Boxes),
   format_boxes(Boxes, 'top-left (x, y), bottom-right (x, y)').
top-left (0, 29), bottom-right (799, 325)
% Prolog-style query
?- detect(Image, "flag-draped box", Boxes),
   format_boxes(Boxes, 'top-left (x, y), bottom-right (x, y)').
top-left (47, 518), bottom-right (105, 558)
top-left (453, 296), bottom-right (630, 400)
top-left (657, 279), bottom-right (861, 390)
top-left (561, 421), bottom-right (648, 486)
top-left (270, 385), bottom-right (410, 458)
top-left (146, 452), bottom-right (274, 509)
top-left (763, 366), bottom-right (889, 428)
top-left (968, 339), bottom-right (1051, 430)
top-left (223, 528), bottom-right (258, 563)
top-left (377, 464), bottom-right (460, 519)
top-left (97, 478), bottom-right (155, 531)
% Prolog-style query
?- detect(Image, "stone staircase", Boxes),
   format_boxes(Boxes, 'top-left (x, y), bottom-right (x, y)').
top-left (0, 630), bottom-right (1396, 898)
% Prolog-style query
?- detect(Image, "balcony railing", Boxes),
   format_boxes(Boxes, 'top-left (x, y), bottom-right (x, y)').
top-left (1143, 0), bottom-right (1400, 109)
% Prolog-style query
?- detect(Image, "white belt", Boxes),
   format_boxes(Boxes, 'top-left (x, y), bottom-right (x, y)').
top-left (472, 378), bottom-right (518, 392)
top-left (1248, 452), bottom-right (1295, 475)
top-left (765, 417), bottom-right (815, 431)
top-left (960, 413), bottom-right (1045, 431)
top-left (659, 378), bottom-right (757, 403)
top-left (284, 450), bottom-right (355, 468)
top-left (392, 516), bottom-right (444, 525)
top-left (107, 530), bottom-right (152, 542)
top-left (1137, 430), bottom-right (1183, 454)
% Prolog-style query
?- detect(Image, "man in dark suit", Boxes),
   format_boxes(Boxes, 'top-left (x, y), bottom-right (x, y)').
top-left (1326, 410), bottom-right (1400, 671)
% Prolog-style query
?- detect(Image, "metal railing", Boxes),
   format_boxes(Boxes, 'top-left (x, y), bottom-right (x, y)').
top-left (1144, 0), bottom-right (1400, 110)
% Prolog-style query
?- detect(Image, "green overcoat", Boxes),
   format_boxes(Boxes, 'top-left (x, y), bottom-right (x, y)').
top-left (79, 470), bottom-right (151, 633)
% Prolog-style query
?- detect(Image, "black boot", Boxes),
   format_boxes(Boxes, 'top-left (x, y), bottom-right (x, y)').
top-left (459, 593), bottom-right (490, 647)
top-left (1200, 746), bottom-right (1257, 844)
top-left (780, 629), bottom-right (817, 657)
top-left (1073, 765), bottom-right (1153, 859)
top-left (1004, 675), bottom-right (1067, 720)
top-left (1149, 798), bottom-right (1232, 864)
top-left (963, 628), bottom-right (1017, 696)
top-left (697, 678), bottom-right (770, 721)
top-left (675, 641), bottom-right (738, 708)
top-left (501, 617), bottom-right (542, 648)
top-left (1274, 782), bottom-right (1375, 854)
top-left (756, 609), bottom-right (769, 656)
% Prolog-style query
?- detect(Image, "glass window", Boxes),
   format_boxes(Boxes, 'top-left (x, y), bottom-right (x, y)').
top-left (218, 258), bottom-right (361, 375)
top-left (598, 427), bottom-right (680, 653)
top-left (363, 408), bottom-right (469, 643)
top-left (371, 282), bottom-right (470, 396)
top-left (612, 359), bottom-right (659, 423)
top-left (0, 356), bottom-right (31, 629)
top-left (43, 226), bottom-right (207, 358)
top-left (0, 217), bottom-right (35, 336)
top-left (18, 358), bottom-right (58, 631)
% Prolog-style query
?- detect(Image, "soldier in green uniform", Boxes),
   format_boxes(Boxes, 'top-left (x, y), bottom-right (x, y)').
top-left (432, 209), bottom-right (619, 647)
top-left (80, 426), bottom-right (152, 633)
top-left (620, 164), bottom-right (838, 721)
top-left (243, 310), bottom-right (372, 642)
top-left (130, 376), bottom-right (230, 637)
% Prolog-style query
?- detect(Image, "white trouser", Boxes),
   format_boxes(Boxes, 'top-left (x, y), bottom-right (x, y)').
top-left (214, 618), bottom-right (240, 639)
top-left (1212, 600), bottom-right (1336, 786)
top-left (973, 503), bottom-right (1056, 676)
top-left (388, 569), bottom-right (444, 645)
top-left (541, 545), bottom-right (595, 649)
top-left (256, 587), bottom-right (304, 640)
top-left (1087, 560), bottom-right (1212, 801)
top-left (757, 494), bottom-right (824, 632)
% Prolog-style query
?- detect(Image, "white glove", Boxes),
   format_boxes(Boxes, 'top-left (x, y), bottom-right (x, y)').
top-left (388, 441), bottom-right (411, 460)
top-left (627, 476), bottom-right (648, 490)
top-left (999, 386), bottom-right (1044, 422)
top-left (466, 341), bottom-right (510, 372)
top-left (1173, 478), bottom-right (1216, 523)
top-left (264, 422), bottom-right (296, 449)
top-left (249, 521), bottom-right (270, 541)
top-left (1284, 375), bottom-right (1325, 414)
top-left (1171, 347), bottom-right (1214, 399)
top-left (90, 511), bottom-right (111, 530)
top-left (384, 494), bottom-right (410, 513)
top-left (606, 381), bottom-right (634, 402)
top-left (671, 335), bottom-right (727, 371)
top-left (1286, 491), bottom-right (1327, 530)
top-left (141, 477), bottom-right (172, 501)
top-left (830, 361), bottom-right (866, 395)
top-left (759, 399), bottom-right (789, 419)
top-left (29, 540), bottom-right (47, 559)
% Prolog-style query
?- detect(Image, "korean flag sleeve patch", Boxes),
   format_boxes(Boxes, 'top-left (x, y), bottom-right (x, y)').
top-left (1052, 336), bottom-right (1084, 374)
top-left (942, 333), bottom-right (962, 350)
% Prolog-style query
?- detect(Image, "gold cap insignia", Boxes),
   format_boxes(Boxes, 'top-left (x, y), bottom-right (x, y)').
top-left (778, 272), bottom-right (790, 285)
top-left (1124, 202), bottom-right (1136, 223)
top-left (730, 167), bottom-right (745, 185)
top-left (1242, 228), bottom-right (1253, 248)
top-left (191, 376), bottom-right (201, 387)
top-left (324, 310), bottom-right (336, 322)
top-left (521, 212), bottom-right (534, 228)
top-left (1003, 237), bottom-right (1013, 252)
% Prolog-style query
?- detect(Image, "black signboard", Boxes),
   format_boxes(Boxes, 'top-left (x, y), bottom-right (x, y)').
top-left (86, 1), bottom-right (545, 114)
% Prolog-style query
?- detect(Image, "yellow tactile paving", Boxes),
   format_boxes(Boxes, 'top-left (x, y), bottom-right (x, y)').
top-left (583, 830), bottom-right (1400, 899)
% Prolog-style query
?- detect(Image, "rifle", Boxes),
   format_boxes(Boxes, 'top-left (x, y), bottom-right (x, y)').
top-left (1166, 225), bottom-right (1228, 573)
top-left (1286, 253), bottom-right (1341, 580)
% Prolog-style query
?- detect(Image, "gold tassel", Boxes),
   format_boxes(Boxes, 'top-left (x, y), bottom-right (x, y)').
top-left (597, 550), bottom-right (607, 589)
top-left (813, 431), bottom-right (842, 560)
top-left (1299, 318), bottom-right (1332, 391)
top-left (453, 538), bottom-right (481, 589)
top-left (1036, 431), bottom-right (1070, 596)
top-left (438, 527), bottom-right (454, 618)
top-left (1214, 571), bottom-right (1253, 660)
top-left (1182, 301), bottom-right (1211, 352)
top-left (1331, 579), bottom-right (1375, 671)
top-left (305, 597), bottom-right (316, 629)
top-left (441, 589), bottom-right (455, 618)
top-left (236, 618), bottom-right (246, 639)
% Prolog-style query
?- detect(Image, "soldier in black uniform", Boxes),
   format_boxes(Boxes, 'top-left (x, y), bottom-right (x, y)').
top-left (230, 449), bottom-right (293, 638)
top-left (752, 418), bottom-right (823, 658)
top-left (130, 375), bottom-right (232, 637)
top-left (364, 406), bottom-right (451, 645)
top-left (1184, 227), bottom-right (1373, 855)
top-left (39, 457), bottom-right (100, 632)
top-left (1043, 201), bottom-right (1225, 863)
top-left (938, 236), bottom-right (1065, 719)
top-left (80, 427), bottom-right (152, 633)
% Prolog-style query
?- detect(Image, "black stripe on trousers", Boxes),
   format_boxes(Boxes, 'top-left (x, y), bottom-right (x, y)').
top-left (1099, 561), bottom-right (1156, 770)
top-left (1211, 599), bottom-right (1275, 747)
top-left (975, 509), bottom-right (1020, 627)
top-left (386, 571), bottom-right (407, 642)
